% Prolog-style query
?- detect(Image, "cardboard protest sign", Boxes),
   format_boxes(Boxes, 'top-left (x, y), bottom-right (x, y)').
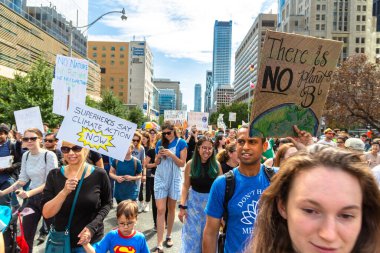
top-left (229, 112), bottom-right (236, 122)
top-left (164, 110), bottom-right (188, 129)
top-left (250, 31), bottom-right (343, 137)
top-left (57, 103), bottom-right (137, 161)
top-left (14, 107), bottom-right (44, 134)
top-left (52, 55), bottom-right (88, 116)
top-left (187, 112), bottom-right (209, 131)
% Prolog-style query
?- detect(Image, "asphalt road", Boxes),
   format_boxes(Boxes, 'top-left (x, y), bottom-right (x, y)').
top-left (34, 200), bottom-right (183, 253)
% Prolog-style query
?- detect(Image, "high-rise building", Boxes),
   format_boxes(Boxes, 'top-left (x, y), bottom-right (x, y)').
top-left (374, 0), bottom-right (380, 31)
top-left (194, 84), bottom-right (202, 112)
top-left (88, 42), bottom-right (129, 104)
top-left (212, 20), bottom-right (232, 92)
top-left (153, 79), bottom-right (183, 110)
top-left (204, 71), bottom-right (213, 113)
top-left (278, 0), bottom-right (380, 62)
top-left (213, 85), bottom-right (234, 111)
top-left (0, 2), bottom-right (101, 100)
top-left (158, 89), bottom-right (177, 115)
top-left (234, 14), bottom-right (277, 103)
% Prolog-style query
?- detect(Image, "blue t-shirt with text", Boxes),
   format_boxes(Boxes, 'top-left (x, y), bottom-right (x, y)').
top-left (93, 229), bottom-right (149, 253)
top-left (205, 166), bottom-right (271, 253)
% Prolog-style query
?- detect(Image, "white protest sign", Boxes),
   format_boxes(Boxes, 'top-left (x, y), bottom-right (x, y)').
top-left (164, 110), bottom-right (188, 128)
top-left (14, 107), bottom-right (44, 134)
top-left (57, 103), bottom-right (137, 161)
top-left (229, 112), bottom-right (236, 122)
top-left (53, 79), bottom-right (87, 116)
top-left (54, 55), bottom-right (88, 87)
top-left (187, 112), bottom-right (209, 131)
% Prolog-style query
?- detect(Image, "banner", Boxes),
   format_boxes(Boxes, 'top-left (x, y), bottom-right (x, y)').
top-left (14, 107), bottom-right (44, 134)
top-left (164, 110), bottom-right (188, 129)
top-left (57, 103), bottom-right (137, 161)
top-left (250, 31), bottom-right (342, 137)
top-left (53, 55), bottom-right (88, 116)
top-left (187, 112), bottom-right (209, 131)
top-left (229, 112), bottom-right (236, 122)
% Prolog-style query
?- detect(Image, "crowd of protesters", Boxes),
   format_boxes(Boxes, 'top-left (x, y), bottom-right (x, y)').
top-left (1, 121), bottom-right (380, 253)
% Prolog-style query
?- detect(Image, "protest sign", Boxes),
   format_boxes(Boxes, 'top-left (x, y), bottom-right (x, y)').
top-left (57, 103), bottom-right (137, 161)
top-left (187, 112), bottom-right (209, 131)
top-left (229, 112), bottom-right (236, 122)
top-left (14, 107), bottom-right (44, 134)
top-left (52, 55), bottom-right (88, 116)
top-left (217, 114), bottom-right (226, 130)
top-left (164, 110), bottom-right (188, 129)
top-left (250, 31), bottom-right (343, 137)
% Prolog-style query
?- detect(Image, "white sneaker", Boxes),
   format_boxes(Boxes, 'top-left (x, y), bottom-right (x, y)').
top-left (144, 203), bottom-right (150, 212)
top-left (138, 202), bottom-right (144, 213)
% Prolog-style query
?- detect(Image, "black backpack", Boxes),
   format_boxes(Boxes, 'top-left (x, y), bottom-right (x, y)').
top-left (218, 166), bottom-right (275, 252)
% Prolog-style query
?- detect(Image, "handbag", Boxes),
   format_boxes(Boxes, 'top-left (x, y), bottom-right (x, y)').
top-left (45, 165), bottom-right (88, 253)
top-left (16, 213), bottom-right (29, 253)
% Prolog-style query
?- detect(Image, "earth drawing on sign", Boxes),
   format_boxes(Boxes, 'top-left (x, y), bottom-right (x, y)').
top-left (249, 103), bottom-right (319, 137)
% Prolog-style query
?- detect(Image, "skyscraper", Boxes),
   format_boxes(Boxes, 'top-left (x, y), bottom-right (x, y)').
top-left (212, 20), bottom-right (232, 92)
top-left (194, 84), bottom-right (202, 112)
top-left (204, 71), bottom-right (213, 112)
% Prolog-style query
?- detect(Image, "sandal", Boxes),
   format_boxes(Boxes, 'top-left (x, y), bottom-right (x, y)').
top-left (154, 246), bottom-right (164, 253)
top-left (165, 237), bottom-right (174, 248)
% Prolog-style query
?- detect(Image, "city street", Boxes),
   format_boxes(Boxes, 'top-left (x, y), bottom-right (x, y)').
top-left (35, 201), bottom-right (183, 252)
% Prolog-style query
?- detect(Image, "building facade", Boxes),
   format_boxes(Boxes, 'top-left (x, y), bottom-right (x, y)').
top-left (88, 41), bottom-right (129, 104)
top-left (212, 20), bottom-right (232, 92)
top-left (0, 2), bottom-right (101, 99)
top-left (213, 85), bottom-right (234, 111)
top-left (158, 89), bottom-right (176, 115)
top-left (153, 78), bottom-right (182, 110)
top-left (194, 83), bottom-right (202, 112)
top-left (204, 71), bottom-right (213, 113)
top-left (233, 14), bottom-right (277, 103)
top-left (278, 0), bottom-right (380, 62)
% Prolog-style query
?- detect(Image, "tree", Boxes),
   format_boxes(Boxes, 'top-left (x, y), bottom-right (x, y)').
top-left (128, 107), bottom-right (145, 127)
top-left (209, 102), bottom-right (249, 128)
top-left (86, 96), bottom-right (100, 109)
top-left (324, 54), bottom-right (380, 132)
top-left (98, 90), bottom-right (128, 119)
top-left (0, 60), bottom-right (63, 127)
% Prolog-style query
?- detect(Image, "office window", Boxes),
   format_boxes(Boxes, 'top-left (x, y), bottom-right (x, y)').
top-left (316, 24), bottom-right (320, 30)
top-left (102, 53), bottom-right (106, 58)
top-left (92, 46), bottom-right (97, 50)
top-left (321, 24), bottom-right (325, 30)
top-left (362, 15), bottom-right (366, 21)
top-left (376, 48), bottom-right (380, 54)
top-left (321, 15), bottom-right (325, 20)
top-left (377, 38), bottom-right (380, 44)
top-left (92, 53), bottom-right (97, 57)
top-left (363, 5), bottom-right (366, 11)
top-left (361, 48), bottom-right (365, 53)
top-left (321, 4), bottom-right (326, 10)
top-left (356, 25), bottom-right (361, 31)
top-left (361, 38), bottom-right (365, 43)
top-left (357, 15), bottom-right (361, 21)
top-left (111, 54), bottom-right (115, 58)
top-left (119, 92), bottom-right (123, 97)
top-left (120, 61), bottom-right (124, 65)
top-left (357, 5), bottom-right (361, 11)
top-left (102, 46), bottom-right (106, 51)
top-left (111, 60), bottom-right (115, 65)
top-left (355, 47), bottom-right (360, 53)
top-left (362, 25), bottom-right (366, 31)
top-left (120, 54), bottom-right (124, 58)
top-left (317, 4), bottom-right (320, 10)
top-left (356, 37), bottom-right (360, 43)
top-left (111, 46), bottom-right (116, 51)
top-left (316, 14), bottom-right (320, 20)
top-left (120, 46), bottom-right (126, 51)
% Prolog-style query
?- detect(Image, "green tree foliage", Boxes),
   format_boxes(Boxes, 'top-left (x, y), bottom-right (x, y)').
top-left (209, 102), bottom-right (250, 128)
top-left (85, 96), bottom-right (100, 109)
top-left (98, 90), bottom-right (128, 119)
top-left (128, 107), bottom-right (146, 127)
top-left (0, 60), bottom-right (63, 127)
top-left (324, 54), bottom-right (380, 132)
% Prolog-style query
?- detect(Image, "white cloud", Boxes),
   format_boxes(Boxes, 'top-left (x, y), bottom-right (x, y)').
top-left (88, 0), bottom-right (278, 64)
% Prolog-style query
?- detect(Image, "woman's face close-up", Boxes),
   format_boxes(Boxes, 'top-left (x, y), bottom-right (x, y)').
top-left (22, 131), bottom-right (41, 151)
top-left (278, 166), bottom-right (363, 253)
top-left (61, 141), bottom-right (84, 166)
top-left (199, 141), bottom-right (213, 161)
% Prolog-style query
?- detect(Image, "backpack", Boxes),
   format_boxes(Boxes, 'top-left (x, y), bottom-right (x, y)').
top-left (218, 166), bottom-right (275, 252)
top-left (25, 151), bottom-right (48, 164)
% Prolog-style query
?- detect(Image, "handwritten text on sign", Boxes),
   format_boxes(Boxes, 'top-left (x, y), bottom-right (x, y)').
top-left (57, 103), bottom-right (137, 160)
top-left (55, 55), bottom-right (88, 86)
top-left (250, 31), bottom-right (342, 137)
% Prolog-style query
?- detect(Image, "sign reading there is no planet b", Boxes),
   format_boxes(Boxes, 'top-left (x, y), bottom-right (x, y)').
top-left (250, 31), bottom-right (343, 137)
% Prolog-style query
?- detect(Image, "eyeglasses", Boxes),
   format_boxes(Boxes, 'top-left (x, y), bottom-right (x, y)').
top-left (61, 146), bottom-right (83, 154)
top-left (44, 139), bottom-right (55, 143)
top-left (201, 146), bottom-right (213, 152)
top-left (22, 137), bottom-right (38, 142)
top-left (337, 141), bottom-right (344, 144)
top-left (162, 131), bottom-right (172, 136)
top-left (118, 221), bottom-right (136, 228)
top-left (132, 139), bottom-right (140, 142)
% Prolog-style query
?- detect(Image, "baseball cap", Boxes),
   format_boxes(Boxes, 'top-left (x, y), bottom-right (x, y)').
top-left (345, 138), bottom-right (365, 152)
top-left (0, 124), bottom-right (10, 134)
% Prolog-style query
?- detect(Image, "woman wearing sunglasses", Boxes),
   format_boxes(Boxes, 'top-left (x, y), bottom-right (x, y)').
top-left (154, 121), bottom-right (187, 253)
top-left (42, 141), bottom-right (112, 252)
top-left (0, 128), bottom-right (58, 252)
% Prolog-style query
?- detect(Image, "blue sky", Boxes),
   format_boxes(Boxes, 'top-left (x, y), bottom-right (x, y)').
top-left (88, 0), bottom-right (278, 111)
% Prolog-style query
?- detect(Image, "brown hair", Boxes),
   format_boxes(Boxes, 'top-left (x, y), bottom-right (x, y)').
top-left (273, 143), bottom-right (295, 167)
top-left (247, 145), bottom-right (380, 253)
top-left (116, 200), bottom-right (138, 219)
top-left (24, 128), bottom-right (43, 138)
top-left (161, 121), bottom-right (178, 148)
top-left (133, 132), bottom-right (142, 150)
top-left (216, 143), bottom-right (236, 164)
top-left (142, 132), bottom-right (151, 149)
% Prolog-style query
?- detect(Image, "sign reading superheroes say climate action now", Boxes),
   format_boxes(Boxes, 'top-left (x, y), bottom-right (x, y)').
top-left (57, 103), bottom-right (137, 160)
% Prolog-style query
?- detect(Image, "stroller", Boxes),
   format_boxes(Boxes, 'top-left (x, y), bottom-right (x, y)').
top-left (3, 200), bottom-right (29, 253)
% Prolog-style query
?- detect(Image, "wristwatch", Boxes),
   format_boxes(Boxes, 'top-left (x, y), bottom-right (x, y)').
top-left (178, 204), bottom-right (188, 210)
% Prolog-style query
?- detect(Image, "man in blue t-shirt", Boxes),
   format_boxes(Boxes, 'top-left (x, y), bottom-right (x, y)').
top-left (203, 125), bottom-right (269, 253)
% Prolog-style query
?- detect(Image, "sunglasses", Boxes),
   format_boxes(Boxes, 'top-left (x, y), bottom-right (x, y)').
top-left (132, 139), bottom-right (140, 142)
top-left (162, 131), bottom-right (172, 136)
top-left (44, 139), bottom-right (55, 143)
top-left (22, 137), bottom-right (38, 142)
top-left (61, 145), bottom-right (83, 154)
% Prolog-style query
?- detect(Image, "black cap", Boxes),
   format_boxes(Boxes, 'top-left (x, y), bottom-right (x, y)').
top-left (0, 124), bottom-right (10, 134)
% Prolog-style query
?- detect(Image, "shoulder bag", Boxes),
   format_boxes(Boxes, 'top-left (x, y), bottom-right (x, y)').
top-left (45, 165), bottom-right (88, 253)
